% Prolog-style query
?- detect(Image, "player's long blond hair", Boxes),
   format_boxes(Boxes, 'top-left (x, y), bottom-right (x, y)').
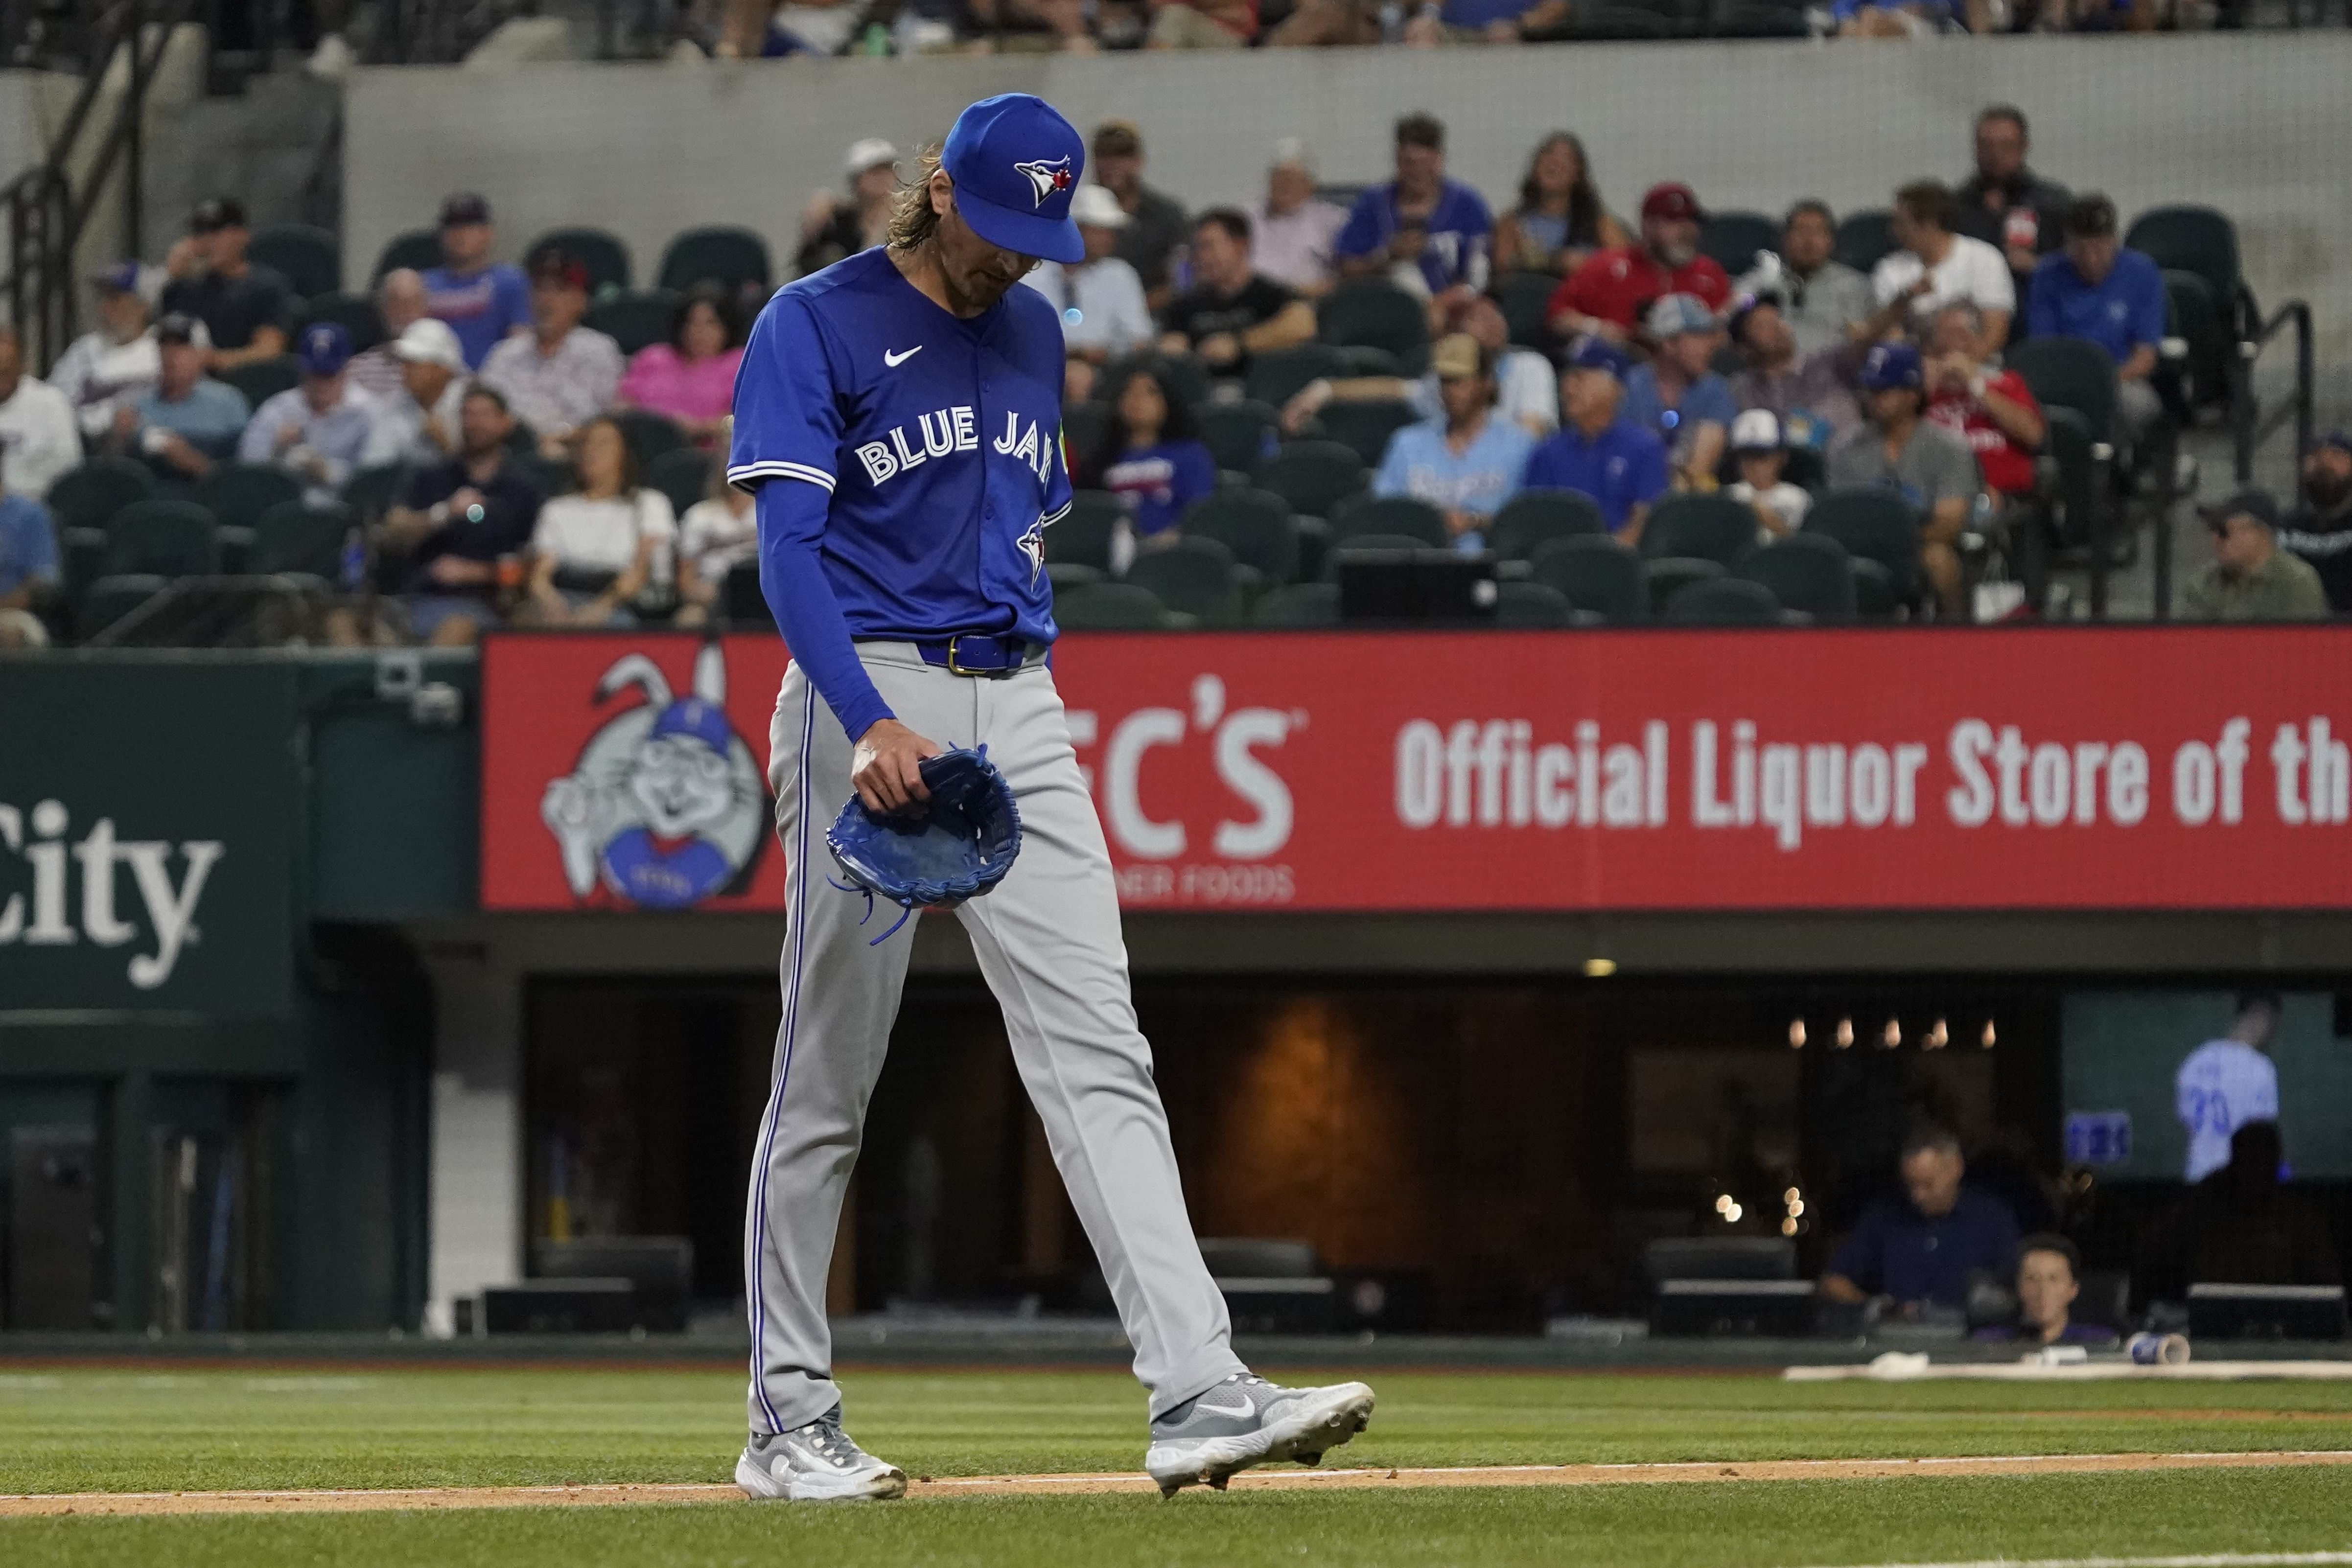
top-left (885, 145), bottom-right (945, 252)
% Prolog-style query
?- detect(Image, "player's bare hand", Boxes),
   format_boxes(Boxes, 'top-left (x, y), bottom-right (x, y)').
top-left (851, 719), bottom-right (942, 815)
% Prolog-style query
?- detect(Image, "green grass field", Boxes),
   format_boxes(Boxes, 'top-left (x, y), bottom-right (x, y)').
top-left (3, 1365), bottom-right (2350, 1567)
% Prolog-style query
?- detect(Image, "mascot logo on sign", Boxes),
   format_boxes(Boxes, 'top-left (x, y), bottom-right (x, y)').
top-left (540, 644), bottom-right (767, 909)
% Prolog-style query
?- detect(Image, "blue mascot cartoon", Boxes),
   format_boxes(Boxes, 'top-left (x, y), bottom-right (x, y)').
top-left (540, 643), bottom-right (767, 909)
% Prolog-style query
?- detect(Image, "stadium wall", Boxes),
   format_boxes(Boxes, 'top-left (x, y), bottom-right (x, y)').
top-left (345, 38), bottom-right (2352, 360)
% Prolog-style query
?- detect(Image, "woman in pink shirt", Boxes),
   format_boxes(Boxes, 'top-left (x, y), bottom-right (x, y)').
top-left (614, 284), bottom-right (745, 446)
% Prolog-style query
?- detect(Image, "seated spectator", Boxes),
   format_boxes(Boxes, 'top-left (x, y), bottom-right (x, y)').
top-left (0, 482), bottom-right (58, 648)
top-left (2138, 1122), bottom-right (2342, 1296)
top-left (376, 386), bottom-right (543, 647)
top-left (363, 319), bottom-right (469, 471)
top-left (1144, 0), bottom-right (1258, 46)
top-left (675, 450), bottom-right (758, 629)
top-left (347, 269), bottom-right (431, 403)
top-left (1492, 132), bottom-right (1629, 279)
top-left (1333, 114), bottom-right (1492, 316)
top-left (112, 315), bottom-right (250, 481)
top-left (2026, 194), bottom-right (2168, 444)
top-left (1247, 139), bottom-right (1347, 298)
top-left (0, 323), bottom-right (83, 500)
top-left (1622, 294), bottom-right (1735, 490)
top-left (525, 415), bottom-right (676, 627)
top-left (615, 285), bottom-right (746, 447)
top-left (50, 261), bottom-right (162, 440)
top-left (1370, 334), bottom-right (1533, 554)
top-left (1822, 1125), bottom-right (2021, 1315)
top-left (1832, 0), bottom-right (1990, 37)
top-left (1860, 182), bottom-right (2012, 358)
top-left (1093, 121), bottom-right (1190, 312)
top-left (160, 197), bottom-right (291, 372)
top-left (1922, 301), bottom-right (2044, 501)
top-left (2278, 433), bottom-right (2352, 613)
top-left (1827, 343), bottom-right (1982, 616)
top-left (1727, 410), bottom-right (1810, 541)
top-left (1400, 0), bottom-right (1571, 44)
top-left (1263, 0), bottom-right (1379, 43)
top-left (481, 252), bottom-right (626, 459)
top-left (1281, 295), bottom-right (1556, 440)
top-left (1547, 183), bottom-right (1730, 345)
top-left (1736, 201), bottom-right (1873, 360)
top-left (1727, 291), bottom-right (1861, 452)
top-left (961, 0), bottom-right (1099, 51)
top-left (2183, 490), bottom-right (2329, 623)
top-left (797, 138), bottom-right (899, 277)
top-left (1078, 362), bottom-right (1218, 563)
top-left (423, 192), bottom-right (532, 371)
top-left (1971, 1233), bottom-right (2112, 1346)
top-left (1522, 337), bottom-right (1670, 544)
top-left (237, 323), bottom-right (379, 505)
top-left (1156, 210), bottom-right (1316, 378)
top-left (1956, 106), bottom-right (2070, 322)
top-left (1026, 186), bottom-right (1155, 402)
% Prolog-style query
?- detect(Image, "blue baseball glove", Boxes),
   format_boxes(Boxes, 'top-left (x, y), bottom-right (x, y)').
top-left (824, 746), bottom-right (1022, 943)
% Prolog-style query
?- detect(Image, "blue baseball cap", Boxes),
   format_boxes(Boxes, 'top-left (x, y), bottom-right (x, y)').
top-left (940, 93), bottom-right (1087, 265)
top-left (1860, 341), bottom-right (1923, 392)
top-left (650, 697), bottom-right (733, 757)
top-left (298, 321), bottom-right (352, 375)
top-left (1562, 335), bottom-right (1632, 378)
top-left (92, 260), bottom-right (143, 295)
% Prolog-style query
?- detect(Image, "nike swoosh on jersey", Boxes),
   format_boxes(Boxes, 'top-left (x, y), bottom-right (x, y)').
top-left (884, 346), bottom-right (922, 368)
top-left (1192, 1396), bottom-right (1256, 1420)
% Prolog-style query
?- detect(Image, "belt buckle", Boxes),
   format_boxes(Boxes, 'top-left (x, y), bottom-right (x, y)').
top-left (944, 634), bottom-right (1003, 678)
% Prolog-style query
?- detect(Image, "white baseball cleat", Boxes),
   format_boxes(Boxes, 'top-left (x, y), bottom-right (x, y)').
top-left (1144, 1373), bottom-right (1376, 1497)
top-left (735, 1405), bottom-right (907, 1501)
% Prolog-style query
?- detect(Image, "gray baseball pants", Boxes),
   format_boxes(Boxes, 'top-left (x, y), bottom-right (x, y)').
top-left (744, 643), bottom-right (1244, 1434)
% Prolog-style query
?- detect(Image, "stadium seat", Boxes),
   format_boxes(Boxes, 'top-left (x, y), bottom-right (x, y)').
top-left (1639, 492), bottom-right (1754, 564)
top-left (1664, 575), bottom-right (1781, 625)
top-left (1494, 579), bottom-right (1576, 627)
top-left (1490, 271), bottom-right (1558, 351)
top-left (1330, 494), bottom-right (1447, 548)
top-left (341, 463), bottom-right (406, 524)
top-left (1124, 535), bottom-right (1244, 626)
top-left (1804, 486), bottom-right (1922, 609)
top-left (299, 292), bottom-right (387, 354)
top-left (215, 356), bottom-right (302, 409)
top-left (193, 463), bottom-right (304, 530)
top-left (646, 447), bottom-right (712, 523)
top-left (1644, 555), bottom-right (1727, 616)
top-left (1250, 581), bottom-right (1340, 626)
top-left (2159, 268), bottom-right (2233, 415)
top-left (1196, 400), bottom-right (1280, 474)
top-left (250, 223), bottom-right (341, 300)
top-left (1245, 343), bottom-right (1350, 410)
top-left (2007, 336), bottom-right (2119, 444)
top-left (1530, 534), bottom-right (1645, 623)
top-left (1560, 0), bottom-right (1689, 39)
top-left (1834, 209), bottom-right (1896, 275)
top-left (585, 290), bottom-right (681, 358)
top-left (528, 227), bottom-right (633, 296)
top-left (1060, 401), bottom-right (1112, 469)
top-left (1697, 210), bottom-right (1779, 278)
top-left (1254, 439), bottom-right (1365, 520)
top-left (1048, 490), bottom-right (1124, 572)
top-left (1490, 488), bottom-right (1606, 561)
top-left (657, 226), bottom-right (772, 300)
top-left (1710, 0), bottom-right (1811, 35)
top-left (1736, 532), bottom-right (1857, 623)
top-left (1311, 399), bottom-right (1421, 469)
top-left (104, 498), bottom-right (219, 576)
top-left (75, 574), bottom-right (167, 642)
top-left (2127, 206), bottom-right (2256, 416)
top-left (248, 500), bottom-right (352, 578)
top-left (1053, 580), bottom-right (1171, 629)
top-left (611, 408), bottom-right (688, 468)
top-left (2124, 205), bottom-right (2248, 318)
top-left (1180, 488), bottom-right (1300, 583)
top-left (1046, 562), bottom-right (1104, 594)
top-left (373, 228), bottom-right (442, 282)
top-left (48, 458), bottom-right (155, 533)
top-left (1317, 280), bottom-right (1432, 376)
top-left (516, 452), bottom-right (579, 498)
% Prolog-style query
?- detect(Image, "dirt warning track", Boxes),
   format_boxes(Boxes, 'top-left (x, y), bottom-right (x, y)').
top-left (4, 1448), bottom-right (2350, 1517)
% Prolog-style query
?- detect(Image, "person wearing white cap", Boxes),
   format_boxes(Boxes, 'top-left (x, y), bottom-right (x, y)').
top-left (1022, 183), bottom-right (1153, 401)
top-left (347, 268), bottom-right (432, 403)
top-left (363, 317), bottom-right (471, 469)
top-left (1246, 138), bottom-right (1347, 298)
top-left (797, 138), bottom-right (902, 277)
top-left (1725, 408), bottom-right (1812, 542)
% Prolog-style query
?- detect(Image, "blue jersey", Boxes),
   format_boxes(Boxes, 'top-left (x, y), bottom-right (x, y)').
top-left (729, 248), bottom-right (1073, 738)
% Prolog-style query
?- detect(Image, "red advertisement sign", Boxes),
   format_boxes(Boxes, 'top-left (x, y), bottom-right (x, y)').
top-left (481, 627), bottom-right (2352, 914)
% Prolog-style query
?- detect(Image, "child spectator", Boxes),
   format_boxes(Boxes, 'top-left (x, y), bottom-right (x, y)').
top-left (1079, 362), bottom-right (1218, 565)
top-left (1727, 410), bottom-right (1810, 541)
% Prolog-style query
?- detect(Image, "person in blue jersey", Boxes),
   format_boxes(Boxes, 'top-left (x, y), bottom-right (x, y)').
top-left (728, 92), bottom-right (1374, 1507)
top-left (1076, 360), bottom-right (1218, 555)
top-left (1522, 336), bottom-right (1671, 545)
top-left (1332, 113), bottom-right (1491, 318)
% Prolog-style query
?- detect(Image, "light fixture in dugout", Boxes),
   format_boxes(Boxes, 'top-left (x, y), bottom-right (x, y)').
top-left (1834, 1016), bottom-right (1854, 1048)
top-left (1981, 1019), bottom-right (1998, 1049)
top-left (1787, 1018), bottom-right (1807, 1048)
top-left (1583, 957), bottom-right (1617, 978)
top-left (1880, 1018), bottom-right (1902, 1048)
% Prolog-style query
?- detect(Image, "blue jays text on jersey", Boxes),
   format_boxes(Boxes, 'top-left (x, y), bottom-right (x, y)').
top-left (849, 406), bottom-right (1060, 491)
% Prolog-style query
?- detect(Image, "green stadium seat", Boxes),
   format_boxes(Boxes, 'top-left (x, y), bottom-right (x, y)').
top-left (1250, 581), bottom-right (1340, 626)
top-left (1060, 400), bottom-right (1112, 469)
top-left (1053, 580), bottom-right (1171, 629)
top-left (341, 463), bottom-right (407, 524)
top-left (1494, 580), bottom-right (1576, 627)
top-left (1530, 534), bottom-right (1646, 623)
top-left (299, 292), bottom-right (388, 354)
top-left (1124, 535), bottom-right (1244, 626)
top-left (193, 463), bottom-right (304, 529)
top-left (1804, 487), bottom-right (1922, 609)
top-left (1310, 399), bottom-right (1420, 469)
top-left (1179, 487), bottom-right (1300, 584)
top-left (1245, 343), bottom-right (1350, 410)
top-left (2008, 336), bottom-right (2119, 444)
top-left (1643, 555), bottom-right (1727, 616)
top-left (1490, 272), bottom-right (1558, 351)
top-left (1330, 494), bottom-right (1447, 547)
top-left (610, 409), bottom-right (688, 469)
top-left (1736, 533), bottom-right (1856, 623)
top-left (104, 498), bottom-right (219, 576)
top-left (1253, 439), bottom-right (1365, 520)
top-left (585, 291), bottom-right (681, 358)
top-left (1317, 280), bottom-right (1431, 377)
top-left (249, 500), bottom-right (352, 578)
top-left (1639, 492), bottom-right (1755, 564)
top-left (1696, 210), bottom-right (1779, 278)
top-left (214, 356), bottom-right (302, 410)
top-left (658, 227), bottom-right (772, 300)
top-left (373, 229), bottom-right (442, 282)
top-left (646, 447), bottom-right (714, 524)
top-left (1196, 400), bottom-right (1280, 474)
top-left (1664, 576), bottom-right (1782, 625)
top-left (48, 458), bottom-right (155, 533)
top-left (1490, 488), bottom-right (1606, 561)
top-left (528, 227), bottom-right (633, 297)
top-left (1834, 209), bottom-right (1896, 275)
top-left (1048, 490), bottom-right (1124, 572)
top-left (250, 223), bottom-right (341, 300)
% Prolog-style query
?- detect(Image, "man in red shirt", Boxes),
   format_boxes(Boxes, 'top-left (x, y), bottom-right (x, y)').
top-left (1546, 183), bottom-right (1731, 344)
top-left (1921, 300), bottom-right (2043, 497)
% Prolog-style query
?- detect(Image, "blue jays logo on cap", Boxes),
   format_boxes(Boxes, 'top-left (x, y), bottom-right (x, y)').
top-left (940, 93), bottom-right (1087, 266)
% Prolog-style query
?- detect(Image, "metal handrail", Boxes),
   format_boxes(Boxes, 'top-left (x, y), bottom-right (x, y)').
top-left (2234, 298), bottom-right (2314, 484)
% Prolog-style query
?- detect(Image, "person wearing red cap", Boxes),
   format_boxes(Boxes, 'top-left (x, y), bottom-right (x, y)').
top-left (1546, 182), bottom-right (1731, 345)
top-left (478, 251), bottom-right (624, 459)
